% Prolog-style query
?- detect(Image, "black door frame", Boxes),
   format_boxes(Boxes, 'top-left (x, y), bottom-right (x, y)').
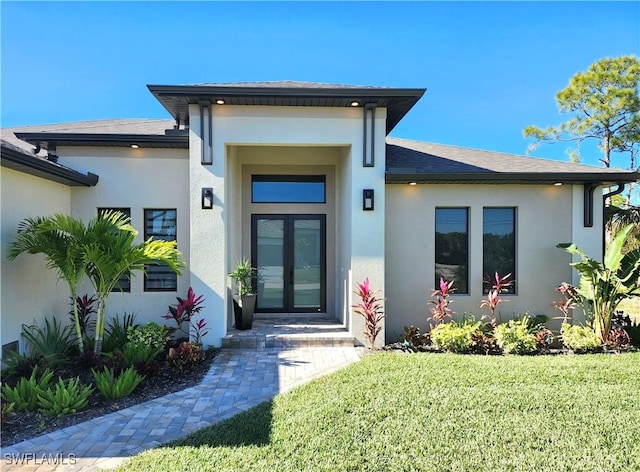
top-left (251, 214), bottom-right (326, 313)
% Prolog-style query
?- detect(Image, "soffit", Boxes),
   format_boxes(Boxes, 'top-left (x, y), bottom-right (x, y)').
top-left (147, 82), bottom-right (426, 135)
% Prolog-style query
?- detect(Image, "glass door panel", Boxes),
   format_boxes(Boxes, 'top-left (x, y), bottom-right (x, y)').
top-left (256, 218), bottom-right (284, 310)
top-left (293, 219), bottom-right (322, 310)
top-left (252, 215), bottom-right (325, 313)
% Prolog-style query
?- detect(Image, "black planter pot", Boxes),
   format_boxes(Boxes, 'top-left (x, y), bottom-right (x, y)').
top-left (233, 294), bottom-right (256, 330)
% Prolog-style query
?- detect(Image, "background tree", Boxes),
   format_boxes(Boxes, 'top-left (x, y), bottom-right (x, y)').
top-left (524, 55), bottom-right (640, 173)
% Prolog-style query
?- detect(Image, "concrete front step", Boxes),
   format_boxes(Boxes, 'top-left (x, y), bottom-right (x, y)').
top-left (222, 317), bottom-right (355, 349)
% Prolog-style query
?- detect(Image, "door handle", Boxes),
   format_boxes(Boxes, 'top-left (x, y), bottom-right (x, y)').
top-left (289, 266), bottom-right (294, 285)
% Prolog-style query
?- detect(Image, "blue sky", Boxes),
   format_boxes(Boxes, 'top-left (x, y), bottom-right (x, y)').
top-left (1, 1), bottom-right (638, 168)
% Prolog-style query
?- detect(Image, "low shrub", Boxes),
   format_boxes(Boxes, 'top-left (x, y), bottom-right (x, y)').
top-left (400, 325), bottom-right (429, 351)
top-left (92, 366), bottom-right (145, 399)
top-left (37, 377), bottom-right (93, 417)
top-left (607, 326), bottom-right (631, 350)
top-left (1, 367), bottom-right (54, 412)
top-left (22, 317), bottom-right (76, 364)
top-left (613, 312), bottom-right (640, 347)
top-left (1, 350), bottom-right (45, 378)
top-left (430, 318), bottom-right (481, 353)
top-left (121, 342), bottom-right (164, 367)
top-left (127, 322), bottom-right (170, 351)
top-left (168, 342), bottom-right (206, 370)
top-left (1, 401), bottom-right (15, 423)
top-left (494, 317), bottom-right (537, 355)
top-left (561, 323), bottom-right (601, 353)
top-left (534, 328), bottom-right (554, 352)
top-left (102, 312), bottom-right (138, 354)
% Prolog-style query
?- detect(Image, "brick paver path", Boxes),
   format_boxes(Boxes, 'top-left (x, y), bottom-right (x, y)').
top-left (1, 346), bottom-right (361, 471)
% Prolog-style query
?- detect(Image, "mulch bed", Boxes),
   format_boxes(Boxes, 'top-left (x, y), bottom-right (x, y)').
top-left (1, 349), bottom-right (216, 447)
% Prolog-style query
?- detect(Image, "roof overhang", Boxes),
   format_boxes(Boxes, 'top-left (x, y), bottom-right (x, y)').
top-left (1, 143), bottom-right (99, 187)
top-left (13, 132), bottom-right (189, 151)
top-left (385, 171), bottom-right (640, 185)
top-left (147, 84), bottom-right (426, 135)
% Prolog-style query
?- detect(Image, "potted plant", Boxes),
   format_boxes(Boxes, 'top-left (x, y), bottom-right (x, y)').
top-left (229, 258), bottom-right (257, 330)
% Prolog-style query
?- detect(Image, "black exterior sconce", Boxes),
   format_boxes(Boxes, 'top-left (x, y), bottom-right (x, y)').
top-left (363, 189), bottom-right (374, 211)
top-left (201, 188), bottom-right (214, 209)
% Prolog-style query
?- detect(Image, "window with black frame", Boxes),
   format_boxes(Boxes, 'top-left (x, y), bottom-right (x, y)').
top-left (97, 208), bottom-right (131, 292)
top-left (144, 209), bottom-right (177, 291)
top-left (483, 207), bottom-right (516, 294)
top-left (251, 175), bottom-right (326, 203)
top-left (435, 208), bottom-right (469, 294)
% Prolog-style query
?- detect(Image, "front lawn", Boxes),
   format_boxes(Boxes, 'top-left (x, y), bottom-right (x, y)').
top-left (119, 352), bottom-right (640, 471)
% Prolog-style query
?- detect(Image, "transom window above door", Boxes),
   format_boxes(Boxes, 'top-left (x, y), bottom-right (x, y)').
top-left (251, 175), bottom-right (326, 203)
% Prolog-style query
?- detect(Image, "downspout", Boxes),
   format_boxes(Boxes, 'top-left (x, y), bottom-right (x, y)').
top-left (602, 182), bottom-right (626, 258)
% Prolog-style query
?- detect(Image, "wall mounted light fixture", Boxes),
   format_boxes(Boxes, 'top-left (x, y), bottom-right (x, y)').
top-left (363, 189), bottom-right (374, 211)
top-left (201, 188), bottom-right (214, 209)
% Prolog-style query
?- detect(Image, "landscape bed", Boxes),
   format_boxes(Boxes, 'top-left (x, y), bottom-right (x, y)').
top-left (1, 349), bottom-right (216, 447)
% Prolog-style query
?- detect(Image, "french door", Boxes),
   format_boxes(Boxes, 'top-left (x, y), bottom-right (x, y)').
top-left (251, 214), bottom-right (326, 313)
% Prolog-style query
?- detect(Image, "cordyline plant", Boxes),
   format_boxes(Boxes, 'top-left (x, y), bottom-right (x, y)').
top-left (429, 277), bottom-right (455, 326)
top-left (353, 278), bottom-right (385, 349)
top-left (480, 272), bottom-right (513, 328)
top-left (163, 287), bottom-right (206, 339)
top-left (553, 282), bottom-right (580, 323)
top-left (69, 294), bottom-right (97, 339)
top-left (558, 224), bottom-right (640, 345)
top-left (191, 318), bottom-right (209, 346)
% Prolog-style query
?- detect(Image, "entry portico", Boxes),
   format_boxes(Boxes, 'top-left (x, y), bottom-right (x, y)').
top-left (149, 82), bottom-right (426, 346)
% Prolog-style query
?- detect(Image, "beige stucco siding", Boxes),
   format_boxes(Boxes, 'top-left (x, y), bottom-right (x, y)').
top-left (384, 183), bottom-right (578, 342)
top-left (59, 147), bottom-right (190, 326)
top-left (1, 168), bottom-right (72, 353)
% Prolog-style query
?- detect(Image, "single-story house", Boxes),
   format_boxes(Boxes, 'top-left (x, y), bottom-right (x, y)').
top-left (1, 81), bottom-right (637, 353)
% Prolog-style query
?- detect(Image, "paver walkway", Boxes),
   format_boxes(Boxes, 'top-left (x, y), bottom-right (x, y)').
top-left (1, 345), bottom-right (361, 471)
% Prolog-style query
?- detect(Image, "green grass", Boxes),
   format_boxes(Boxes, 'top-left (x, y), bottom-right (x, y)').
top-left (119, 353), bottom-right (640, 472)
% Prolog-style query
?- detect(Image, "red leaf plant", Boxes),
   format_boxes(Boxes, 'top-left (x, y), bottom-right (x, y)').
top-left (480, 272), bottom-right (513, 328)
top-left (552, 282), bottom-right (578, 323)
top-left (429, 277), bottom-right (456, 326)
top-left (191, 318), bottom-right (209, 346)
top-left (163, 287), bottom-right (206, 338)
top-left (353, 278), bottom-right (385, 349)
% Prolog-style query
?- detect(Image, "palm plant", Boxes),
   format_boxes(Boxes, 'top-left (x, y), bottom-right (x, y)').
top-left (605, 204), bottom-right (640, 252)
top-left (82, 210), bottom-right (185, 355)
top-left (558, 224), bottom-right (640, 344)
top-left (8, 210), bottom-right (185, 357)
top-left (7, 215), bottom-right (88, 353)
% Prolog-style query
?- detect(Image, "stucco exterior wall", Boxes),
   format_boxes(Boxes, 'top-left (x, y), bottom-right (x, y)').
top-left (190, 104), bottom-right (387, 346)
top-left (58, 147), bottom-right (190, 326)
top-left (1, 168), bottom-right (72, 354)
top-left (385, 183), bottom-right (578, 342)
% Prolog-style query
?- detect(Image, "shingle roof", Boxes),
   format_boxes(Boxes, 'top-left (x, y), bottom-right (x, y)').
top-left (188, 80), bottom-right (402, 89)
top-left (386, 137), bottom-right (638, 184)
top-left (2, 119), bottom-right (175, 155)
top-left (1, 138), bottom-right (99, 186)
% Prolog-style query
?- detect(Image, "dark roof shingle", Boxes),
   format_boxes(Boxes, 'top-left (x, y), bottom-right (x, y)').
top-left (386, 137), bottom-right (638, 184)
